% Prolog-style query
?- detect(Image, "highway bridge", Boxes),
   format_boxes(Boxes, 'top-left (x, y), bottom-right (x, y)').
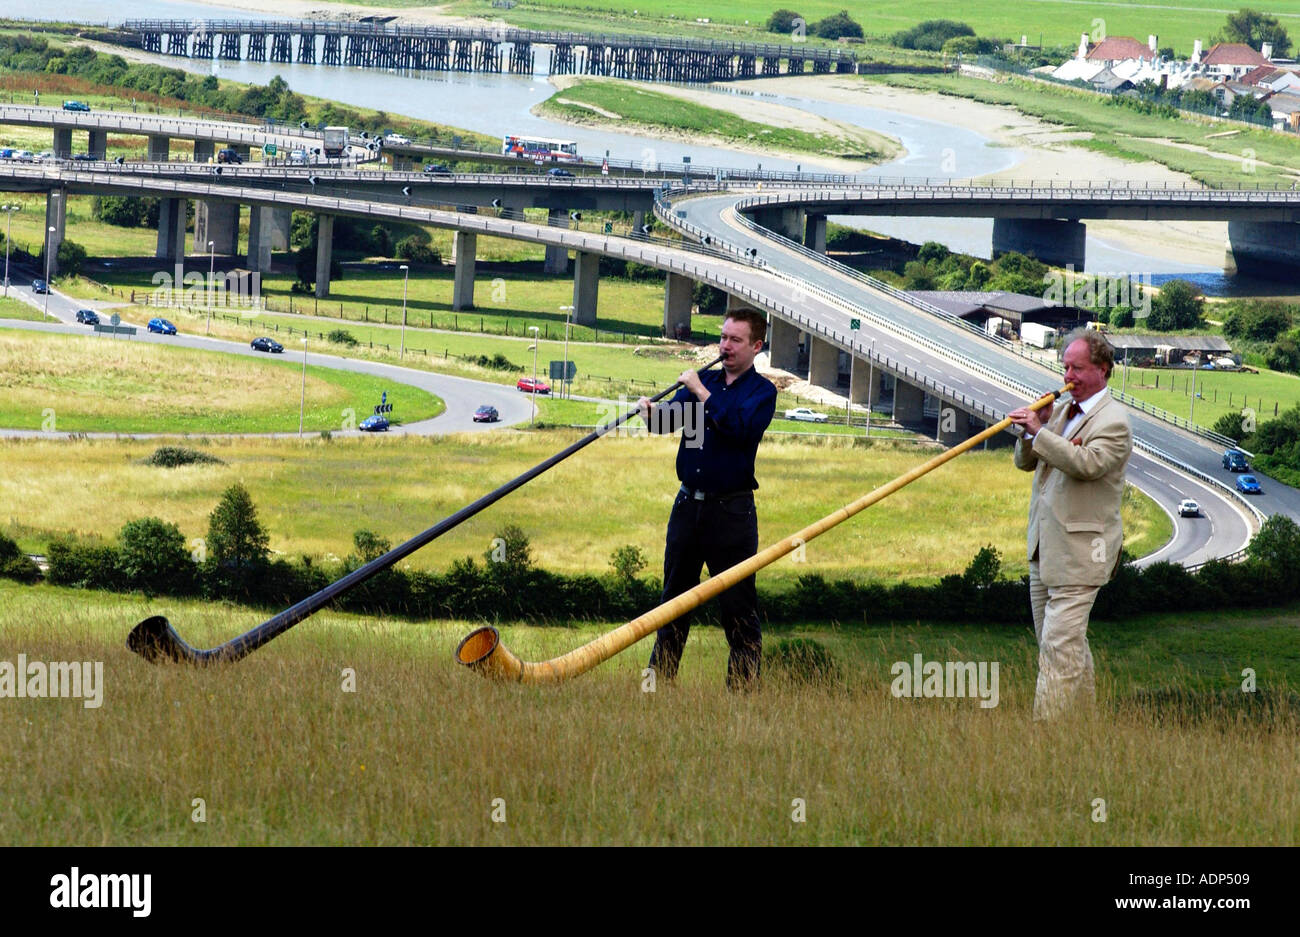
top-left (1, 109), bottom-right (1294, 567)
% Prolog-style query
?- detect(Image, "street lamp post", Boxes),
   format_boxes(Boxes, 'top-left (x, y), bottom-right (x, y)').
top-left (1189, 352), bottom-right (1200, 425)
top-left (399, 264), bottom-right (409, 358)
top-left (1, 204), bottom-right (20, 297)
top-left (559, 304), bottom-right (573, 399)
top-left (299, 336), bottom-right (308, 437)
top-left (43, 223), bottom-right (56, 322)
top-left (205, 240), bottom-right (214, 334)
top-left (528, 325), bottom-right (540, 427)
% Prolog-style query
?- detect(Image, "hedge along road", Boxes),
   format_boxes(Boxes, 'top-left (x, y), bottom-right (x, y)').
top-left (0, 278), bottom-right (535, 437)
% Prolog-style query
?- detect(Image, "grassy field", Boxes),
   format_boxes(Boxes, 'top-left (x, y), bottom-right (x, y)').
top-left (0, 580), bottom-right (1295, 845)
top-left (435, 0), bottom-right (1298, 54)
top-left (0, 329), bottom-right (443, 433)
top-left (859, 72), bottom-right (1300, 187)
top-left (71, 265), bottom-right (692, 344)
top-left (0, 295), bottom-right (45, 321)
top-left (1111, 363), bottom-right (1300, 431)
top-left (538, 79), bottom-right (894, 160)
top-left (0, 433), bottom-right (1170, 585)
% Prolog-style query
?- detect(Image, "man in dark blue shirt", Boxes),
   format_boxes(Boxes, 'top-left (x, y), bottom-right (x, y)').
top-left (637, 307), bottom-right (777, 690)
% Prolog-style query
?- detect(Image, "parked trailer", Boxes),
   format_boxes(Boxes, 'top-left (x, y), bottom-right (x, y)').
top-left (1020, 323), bottom-right (1057, 349)
top-left (322, 126), bottom-right (349, 159)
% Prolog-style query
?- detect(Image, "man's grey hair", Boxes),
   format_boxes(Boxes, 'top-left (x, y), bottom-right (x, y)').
top-left (1061, 328), bottom-right (1115, 378)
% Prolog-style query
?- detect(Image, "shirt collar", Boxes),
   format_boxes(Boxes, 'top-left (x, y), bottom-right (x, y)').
top-left (1072, 389), bottom-right (1107, 415)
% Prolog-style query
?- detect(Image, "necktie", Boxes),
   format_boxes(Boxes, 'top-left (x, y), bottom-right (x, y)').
top-left (1065, 402), bottom-right (1083, 421)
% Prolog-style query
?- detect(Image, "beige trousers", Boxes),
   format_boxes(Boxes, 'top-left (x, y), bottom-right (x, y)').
top-left (1028, 561), bottom-right (1099, 720)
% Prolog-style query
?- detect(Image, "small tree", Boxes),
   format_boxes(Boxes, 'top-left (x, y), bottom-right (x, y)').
top-left (370, 224), bottom-right (393, 257)
top-left (609, 544), bottom-right (648, 583)
top-left (811, 10), bottom-right (863, 40)
top-left (117, 517), bottom-right (192, 594)
top-left (205, 484), bottom-right (270, 593)
top-left (1265, 336), bottom-right (1300, 375)
top-left (962, 544), bottom-right (1002, 589)
top-left (1148, 279), bottom-right (1203, 331)
top-left (765, 9), bottom-right (804, 34)
top-left (484, 524), bottom-right (533, 577)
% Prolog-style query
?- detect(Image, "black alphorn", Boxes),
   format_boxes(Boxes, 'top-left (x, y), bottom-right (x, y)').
top-left (127, 357), bottom-right (722, 665)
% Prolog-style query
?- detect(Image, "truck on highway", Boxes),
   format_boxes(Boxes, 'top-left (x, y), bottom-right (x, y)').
top-left (322, 126), bottom-right (349, 159)
top-left (1020, 322), bottom-right (1057, 349)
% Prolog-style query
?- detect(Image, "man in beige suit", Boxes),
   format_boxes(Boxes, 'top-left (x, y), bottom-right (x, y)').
top-left (1008, 329), bottom-right (1132, 720)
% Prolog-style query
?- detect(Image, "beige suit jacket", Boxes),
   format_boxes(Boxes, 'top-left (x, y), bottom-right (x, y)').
top-left (1013, 392), bottom-right (1133, 588)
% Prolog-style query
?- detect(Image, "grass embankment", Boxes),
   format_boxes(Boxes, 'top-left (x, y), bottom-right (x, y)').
top-left (441, 0), bottom-right (1243, 53)
top-left (860, 72), bottom-right (1300, 187)
top-left (0, 580), bottom-right (1295, 845)
top-left (537, 79), bottom-right (894, 161)
top-left (0, 434), bottom-right (1170, 583)
top-left (0, 295), bottom-right (45, 321)
top-left (0, 330), bottom-right (443, 433)
top-left (1109, 364), bottom-right (1300, 431)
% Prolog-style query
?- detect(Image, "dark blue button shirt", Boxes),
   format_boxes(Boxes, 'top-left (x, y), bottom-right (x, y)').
top-left (649, 366), bottom-right (777, 492)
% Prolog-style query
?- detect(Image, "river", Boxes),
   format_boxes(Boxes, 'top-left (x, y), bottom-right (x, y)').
top-left (7, 0), bottom-right (1265, 293)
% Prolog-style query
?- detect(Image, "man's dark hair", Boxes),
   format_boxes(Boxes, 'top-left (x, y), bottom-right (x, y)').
top-left (725, 307), bottom-right (767, 345)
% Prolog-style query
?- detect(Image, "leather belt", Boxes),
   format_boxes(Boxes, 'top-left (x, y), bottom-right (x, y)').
top-left (679, 485), bottom-right (752, 502)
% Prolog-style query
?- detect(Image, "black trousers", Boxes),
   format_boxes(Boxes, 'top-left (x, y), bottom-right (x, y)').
top-left (648, 489), bottom-right (762, 689)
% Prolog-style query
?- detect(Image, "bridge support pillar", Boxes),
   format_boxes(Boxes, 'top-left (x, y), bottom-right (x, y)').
top-left (147, 134), bottom-right (170, 162)
top-left (44, 188), bottom-right (66, 277)
top-left (753, 206), bottom-right (804, 242)
top-left (768, 315), bottom-right (800, 371)
top-left (808, 334), bottom-right (838, 389)
top-left (193, 139), bottom-right (213, 163)
top-left (632, 210), bottom-right (645, 232)
top-left (991, 218), bottom-right (1086, 269)
top-left (544, 209), bottom-right (569, 274)
top-left (452, 231), bottom-right (476, 311)
top-left (155, 197), bottom-right (186, 266)
top-left (849, 355), bottom-right (880, 407)
top-left (804, 214), bottom-right (827, 253)
top-left (937, 405), bottom-right (968, 447)
top-left (1227, 221), bottom-right (1300, 280)
top-left (572, 251), bottom-right (599, 327)
top-left (87, 130), bottom-right (108, 160)
top-left (269, 208), bottom-right (291, 251)
top-left (195, 201), bottom-right (239, 256)
top-left (892, 380), bottom-right (925, 424)
top-left (315, 214), bottom-right (334, 298)
top-left (247, 206), bottom-right (274, 273)
top-left (662, 272), bottom-right (693, 339)
top-left (53, 128), bottom-right (72, 159)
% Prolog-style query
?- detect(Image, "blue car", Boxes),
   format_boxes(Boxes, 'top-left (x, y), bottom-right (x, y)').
top-left (147, 317), bottom-right (177, 335)
top-left (76, 309), bottom-right (99, 325)
top-left (1236, 474), bottom-right (1262, 495)
top-left (31, 279), bottom-right (48, 294)
top-left (359, 414), bottom-right (390, 432)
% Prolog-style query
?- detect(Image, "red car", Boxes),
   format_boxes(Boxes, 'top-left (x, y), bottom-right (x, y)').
top-left (516, 377), bottom-right (551, 395)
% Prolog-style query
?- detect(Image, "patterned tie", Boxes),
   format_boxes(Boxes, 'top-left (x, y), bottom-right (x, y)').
top-left (1065, 401), bottom-right (1083, 421)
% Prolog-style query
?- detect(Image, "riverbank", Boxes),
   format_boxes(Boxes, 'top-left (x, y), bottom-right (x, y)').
top-left (538, 75), bottom-right (900, 173)
top-left (734, 75), bottom-right (1234, 270)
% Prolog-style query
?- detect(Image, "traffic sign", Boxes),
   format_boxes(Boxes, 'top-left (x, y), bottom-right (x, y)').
top-left (263, 143), bottom-right (277, 157)
top-left (850, 318), bottom-right (861, 330)
top-left (548, 360), bottom-right (577, 381)
top-left (110, 313), bottom-right (120, 326)
top-left (373, 403), bottom-right (393, 414)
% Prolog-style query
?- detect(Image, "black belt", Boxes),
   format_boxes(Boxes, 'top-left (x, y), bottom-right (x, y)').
top-left (679, 485), bottom-right (752, 502)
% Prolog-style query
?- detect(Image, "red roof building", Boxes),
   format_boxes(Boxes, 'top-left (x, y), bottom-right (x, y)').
top-left (1085, 37), bottom-right (1153, 62)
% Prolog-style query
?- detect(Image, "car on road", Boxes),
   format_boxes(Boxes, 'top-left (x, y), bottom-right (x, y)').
top-left (0, 149), bottom-right (12, 160)
top-left (75, 309), bottom-right (99, 325)
top-left (1236, 474), bottom-right (1262, 495)
top-left (287, 149), bottom-right (309, 165)
top-left (217, 147), bottom-right (243, 164)
top-left (71, 152), bottom-right (95, 161)
top-left (784, 407), bottom-right (829, 423)
top-left (31, 279), bottom-right (48, 294)
top-left (13, 151), bottom-right (35, 162)
top-left (546, 168), bottom-right (574, 178)
top-left (251, 337), bottom-right (284, 353)
top-left (1223, 449), bottom-right (1250, 472)
top-left (62, 100), bottom-right (91, 112)
top-left (1178, 498), bottom-right (1200, 517)
top-left (516, 377), bottom-right (551, 394)
top-left (34, 151), bottom-right (54, 162)
top-left (473, 405), bottom-right (500, 423)
top-left (359, 414), bottom-right (390, 432)
top-left (147, 317), bottom-right (177, 335)
top-left (423, 163), bottom-right (451, 174)
top-left (383, 133), bottom-right (411, 146)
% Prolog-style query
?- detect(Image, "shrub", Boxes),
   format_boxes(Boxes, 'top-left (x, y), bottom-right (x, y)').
top-left (892, 19), bottom-right (975, 51)
top-left (204, 483), bottom-right (270, 596)
top-left (46, 537), bottom-right (121, 589)
top-left (142, 446), bottom-right (225, 467)
top-left (810, 10), bottom-right (863, 40)
top-left (92, 195), bottom-right (153, 227)
top-left (395, 236), bottom-right (440, 265)
top-left (609, 544), bottom-right (648, 582)
top-left (116, 517), bottom-right (193, 594)
top-left (0, 532), bottom-right (40, 583)
top-left (764, 638), bottom-right (840, 684)
top-left (1265, 336), bottom-right (1300, 375)
top-left (328, 329), bottom-right (358, 346)
top-left (1147, 279), bottom-right (1203, 331)
top-left (765, 9), bottom-right (804, 35)
top-left (1222, 301), bottom-right (1292, 342)
top-left (942, 36), bottom-right (999, 55)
